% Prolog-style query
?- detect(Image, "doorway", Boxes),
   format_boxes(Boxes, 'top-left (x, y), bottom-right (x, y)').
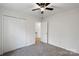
top-left (35, 22), bottom-right (41, 44)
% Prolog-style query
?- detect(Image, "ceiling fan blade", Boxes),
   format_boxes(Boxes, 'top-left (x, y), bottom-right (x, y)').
top-left (36, 3), bottom-right (40, 6)
top-left (46, 7), bottom-right (54, 10)
top-left (45, 3), bottom-right (50, 6)
top-left (32, 8), bottom-right (40, 11)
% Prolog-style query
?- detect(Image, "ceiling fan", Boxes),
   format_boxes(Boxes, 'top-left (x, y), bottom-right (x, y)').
top-left (32, 3), bottom-right (54, 14)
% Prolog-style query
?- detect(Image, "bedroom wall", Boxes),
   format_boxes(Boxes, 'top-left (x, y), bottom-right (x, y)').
top-left (0, 10), bottom-right (3, 55)
top-left (43, 8), bottom-right (79, 53)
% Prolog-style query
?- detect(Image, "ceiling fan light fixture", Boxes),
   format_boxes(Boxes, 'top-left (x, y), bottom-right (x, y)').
top-left (41, 8), bottom-right (45, 11)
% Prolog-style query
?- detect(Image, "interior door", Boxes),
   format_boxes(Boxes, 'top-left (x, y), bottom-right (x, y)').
top-left (41, 21), bottom-right (48, 44)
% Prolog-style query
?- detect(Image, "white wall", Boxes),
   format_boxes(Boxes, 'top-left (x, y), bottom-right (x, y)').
top-left (44, 8), bottom-right (79, 53)
top-left (2, 9), bottom-right (39, 53)
top-left (0, 10), bottom-right (2, 55)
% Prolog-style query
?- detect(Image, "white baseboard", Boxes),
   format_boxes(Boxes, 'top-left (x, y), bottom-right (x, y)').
top-left (48, 42), bottom-right (79, 54)
top-left (3, 42), bottom-right (35, 54)
top-left (41, 41), bottom-right (79, 54)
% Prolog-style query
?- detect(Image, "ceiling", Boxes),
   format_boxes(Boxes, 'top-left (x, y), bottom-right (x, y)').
top-left (0, 3), bottom-right (79, 19)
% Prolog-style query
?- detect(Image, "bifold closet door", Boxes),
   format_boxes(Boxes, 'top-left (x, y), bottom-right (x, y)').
top-left (3, 16), bottom-right (27, 53)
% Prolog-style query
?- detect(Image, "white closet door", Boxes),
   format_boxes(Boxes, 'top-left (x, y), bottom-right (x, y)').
top-left (3, 16), bottom-right (27, 53)
top-left (41, 21), bottom-right (48, 43)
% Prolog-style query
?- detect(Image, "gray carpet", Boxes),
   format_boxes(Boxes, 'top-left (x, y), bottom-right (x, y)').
top-left (3, 43), bottom-right (79, 56)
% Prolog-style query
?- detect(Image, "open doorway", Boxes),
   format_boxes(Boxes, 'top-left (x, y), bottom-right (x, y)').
top-left (35, 21), bottom-right (48, 44)
top-left (35, 22), bottom-right (41, 45)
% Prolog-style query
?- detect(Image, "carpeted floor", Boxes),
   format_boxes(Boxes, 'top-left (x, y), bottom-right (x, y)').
top-left (3, 43), bottom-right (79, 56)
